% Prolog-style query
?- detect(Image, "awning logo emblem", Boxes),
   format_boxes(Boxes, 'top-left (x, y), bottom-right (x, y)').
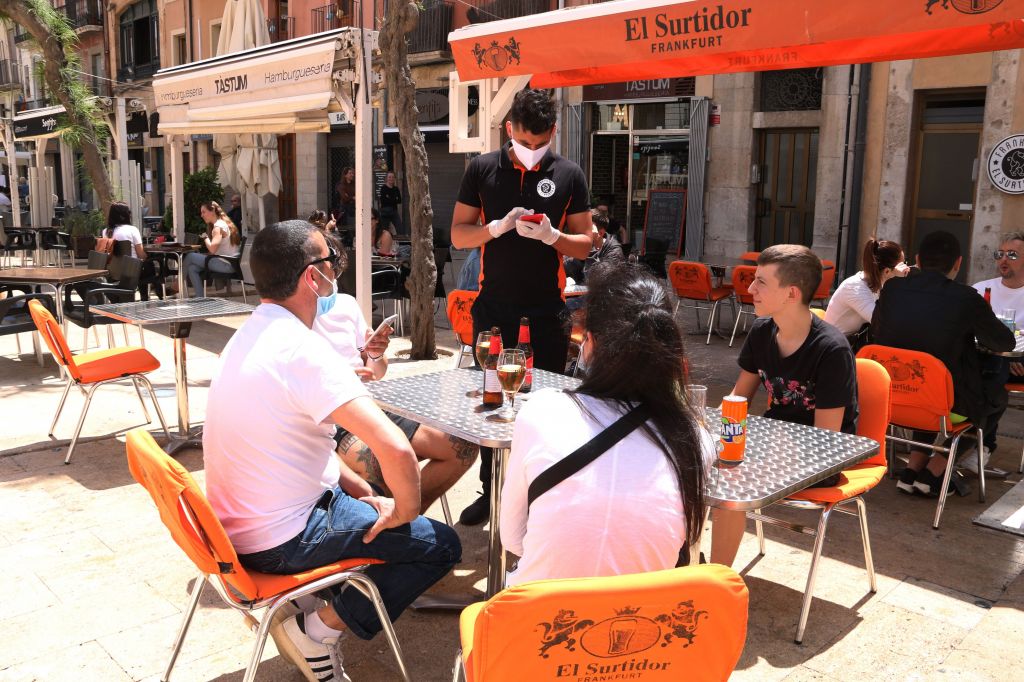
top-left (472, 37), bottom-right (521, 72)
top-left (925, 0), bottom-right (1003, 14)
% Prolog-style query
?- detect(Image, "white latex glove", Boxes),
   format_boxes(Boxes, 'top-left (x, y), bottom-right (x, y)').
top-left (488, 207), bottom-right (529, 239)
top-left (515, 212), bottom-right (560, 246)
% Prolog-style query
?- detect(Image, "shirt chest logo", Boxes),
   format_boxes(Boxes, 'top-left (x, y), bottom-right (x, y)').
top-left (537, 178), bottom-right (556, 198)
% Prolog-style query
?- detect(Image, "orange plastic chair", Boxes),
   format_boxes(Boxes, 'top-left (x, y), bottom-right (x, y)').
top-left (857, 344), bottom-right (985, 528)
top-left (728, 265), bottom-right (758, 347)
top-left (811, 259), bottom-right (837, 308)
top-left (124, 429), bottom-right (411, 682)
top-left (668, 261), bottom-right (734, 345)
top-left (28, 299), bottom-right (168, 464)
top-left (454, 565), bottom-right (748, 682)
top-left (739, 250), bottom-right (761, 262)
top-left (1005, 384), bottom-right (1024, 474)
top-left (750, 358), bottom-right (889, 643)
top-left (447, 290), bottom-right (478, 368)
top-left (811, 308), bottom-right (826, 319)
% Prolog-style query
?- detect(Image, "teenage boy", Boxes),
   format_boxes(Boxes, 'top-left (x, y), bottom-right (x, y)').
top-left (710, 244), bottom-right (858, 567)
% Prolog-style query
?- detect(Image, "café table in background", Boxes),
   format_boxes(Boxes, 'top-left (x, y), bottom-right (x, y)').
top-left (145, 243), bottom-right (200, 300)
top-left (367, 367), bottom-right (581, 599)
top-left (0, 267), bottom-right (109, 328)
top-left (91, 297), bottom-right (255, 453)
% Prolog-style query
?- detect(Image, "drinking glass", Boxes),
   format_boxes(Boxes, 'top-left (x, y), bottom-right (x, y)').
top-left (489, 349), bottom-right (526, 422)
top-left (466, 331), bottom-right (492, 397)
top-left (686, 384), bottom-right (708, 428)
top-left (1002, 309), bottom-right (1017, 332)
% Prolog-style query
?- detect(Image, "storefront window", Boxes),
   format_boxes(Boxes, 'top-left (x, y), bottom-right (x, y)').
top-left (631, 101), bottom-right (691, 130)
top-left (630, 137), bottom-right (689, 238)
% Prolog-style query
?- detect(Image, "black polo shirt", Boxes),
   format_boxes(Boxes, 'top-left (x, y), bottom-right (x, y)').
top-left (456, 143), bottom-right (590, 306)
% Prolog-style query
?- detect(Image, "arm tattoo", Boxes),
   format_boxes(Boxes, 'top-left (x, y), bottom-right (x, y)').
top-left (448, 434), bottom-right (479, 468)
top-left (355, 444), bottom-right (387, 491)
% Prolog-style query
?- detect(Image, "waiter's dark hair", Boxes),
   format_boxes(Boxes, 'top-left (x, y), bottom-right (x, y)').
top-left (862, 238), bottom-right (904, 293)
top-left (509, 89), bottom-right (557, 134)
top-left (917, 230), bottom-right (961, 273)
top-left (251, 220), bottom-right (321, 300)
top-left (572, 262), bottom-right (706, 548)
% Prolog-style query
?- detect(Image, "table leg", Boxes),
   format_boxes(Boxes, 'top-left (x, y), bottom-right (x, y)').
top-left (165, 321), bottom-right (202, 454)
top-left (486, 446), bottom-right (510, 597)
top-left (176, 253), bottom-right (186, 300)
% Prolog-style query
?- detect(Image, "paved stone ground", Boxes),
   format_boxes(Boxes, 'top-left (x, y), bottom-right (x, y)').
top-left (2, 291), bottom-right (1024, 681)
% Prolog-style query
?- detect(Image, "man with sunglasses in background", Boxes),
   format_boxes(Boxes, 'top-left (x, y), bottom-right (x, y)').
top-left (203, 221), bottom-right (461, 681)
top-left (969, 231), bottom-right (1024, 472)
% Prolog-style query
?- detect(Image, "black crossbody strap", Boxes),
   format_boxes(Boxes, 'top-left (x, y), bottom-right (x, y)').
top-left (527, 404), bottom-right (650, 510)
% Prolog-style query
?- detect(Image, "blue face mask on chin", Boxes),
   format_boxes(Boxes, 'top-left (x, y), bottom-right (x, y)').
top-left (309, 266), bottom-right (338, 317)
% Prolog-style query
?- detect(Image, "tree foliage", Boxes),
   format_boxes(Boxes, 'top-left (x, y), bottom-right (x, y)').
top-left (0, 0), bottom-right (114, 213)
top-left (380, 0), bottom-right (438, 360)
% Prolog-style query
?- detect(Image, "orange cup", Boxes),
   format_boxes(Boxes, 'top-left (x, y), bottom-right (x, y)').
top-left (719, 395), bottom-right (748, 463)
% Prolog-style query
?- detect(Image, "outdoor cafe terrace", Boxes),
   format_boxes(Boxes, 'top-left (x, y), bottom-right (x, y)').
top-left (2, 275), bottom-right (1024, 681)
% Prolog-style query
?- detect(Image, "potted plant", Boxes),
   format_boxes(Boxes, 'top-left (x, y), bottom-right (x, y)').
top-left (163, 167), bottom-right (224, 244)
top-left (64, 208), bottom-right (105, 258)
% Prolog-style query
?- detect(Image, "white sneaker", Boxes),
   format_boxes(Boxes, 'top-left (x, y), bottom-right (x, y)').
top-left (270, 612), bottom-right (351, 682)
top-left (959, 445), bottom-right (991, 475)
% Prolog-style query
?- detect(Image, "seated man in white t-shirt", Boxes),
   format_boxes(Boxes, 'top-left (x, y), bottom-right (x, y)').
top-left (312, 257), bottom-right (478, 512)
top-left (204, 221), bottom-right (461, 681)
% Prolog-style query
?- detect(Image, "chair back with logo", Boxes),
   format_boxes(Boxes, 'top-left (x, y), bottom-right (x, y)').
top-left (731, 265), bottom-right (756, 305)
top-left (668, 261), bottom-right (715, 300)
top-left (28, 299), bottom-right (82, 379)
top-left (447, 290), bottom-right (478, 347)
top-left (459, 565), bottom-right (748, 682)
top-left (125, 429), bottom-right (263, 602)
top-left (857, 344), bottom-right (953, 432)
top-left (854, 358), bottom-right (891, 467)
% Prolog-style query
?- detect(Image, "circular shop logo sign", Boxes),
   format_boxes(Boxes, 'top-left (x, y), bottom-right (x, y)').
top-left (989, 134), bottom-right (1024, 195)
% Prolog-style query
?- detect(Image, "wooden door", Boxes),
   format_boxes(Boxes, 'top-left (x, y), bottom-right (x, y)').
top-left (755, 129), bottom-right (818, 249)
top-left (277, 133), bottom-right (297, 221)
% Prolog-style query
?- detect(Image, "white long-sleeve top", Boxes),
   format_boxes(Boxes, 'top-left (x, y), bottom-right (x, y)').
top-left (499, 388), bottom-right (716, 586)
top-left (824, 271), bottom-right (878, 335)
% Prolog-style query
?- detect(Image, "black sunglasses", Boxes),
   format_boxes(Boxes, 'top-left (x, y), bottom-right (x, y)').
top-left (994, 250), bottom-right (1020, 261)
top-left (299, 245), bottom-right (341, 278)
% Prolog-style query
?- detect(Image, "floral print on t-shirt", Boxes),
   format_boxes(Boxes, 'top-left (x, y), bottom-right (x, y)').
top-left (759, 370), bottom-right (816, 411)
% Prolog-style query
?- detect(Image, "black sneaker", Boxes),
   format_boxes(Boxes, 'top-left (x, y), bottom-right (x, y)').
top-left (459, 493), bottom-right (490, 526)
top-left (896, 468), bottom-right (919, 495)
top-left (912, 469), bottom-right (955, 497)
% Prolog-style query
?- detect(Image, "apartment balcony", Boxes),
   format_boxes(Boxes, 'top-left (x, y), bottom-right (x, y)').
top-left (0, 60), bottom-right (23, 91)
top-left (267, 16), bottom-right (296, 42)
top-left (13, 24), bottom-right (32, 45)
top-left (118, 62), bottom-right (158, 83)
top-left (312, 4), bottom-right (353, 33)
top-left (57, 0), bottom-right (104, 31)
top-left (15, 98), bottom-right (52, 113)
top-left (464, 0), bottom-right (552, 24)
top-left (407, 0), bottom-right (453, 62)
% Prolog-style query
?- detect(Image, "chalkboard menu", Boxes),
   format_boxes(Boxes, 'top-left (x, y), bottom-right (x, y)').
top-left (641, 189), bottom-right (686, 255)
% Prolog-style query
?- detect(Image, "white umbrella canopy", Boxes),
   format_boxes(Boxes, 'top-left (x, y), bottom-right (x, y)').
top-left (212, 0), bottom-right (282, 231)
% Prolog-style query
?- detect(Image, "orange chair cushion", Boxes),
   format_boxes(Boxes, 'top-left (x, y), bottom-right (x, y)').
top-left (459, 565), bottom-right (748, 682)
top-left (786, 464), bottom-right (887, 504)
top-left (708, 287), bottom-right (733, 302)
top-left (247, 558), bottom-right (384, 602)
top-left (76, 346), bottom-right (160, 384)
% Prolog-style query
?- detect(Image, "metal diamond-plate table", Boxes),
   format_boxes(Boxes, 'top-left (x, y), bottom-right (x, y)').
top-left (368, 367), bottom-right (580, 597)
top-left (705, 408), bottom-right (880, 511)
top-left (979, 332), bottom-right (1024, 358)
top-left (91, 297), bottom-right (255, 452)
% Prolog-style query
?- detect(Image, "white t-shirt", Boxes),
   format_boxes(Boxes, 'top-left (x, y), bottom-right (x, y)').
top-left (973, 277), bottom-right (1024, 329)
top-left (312, 294), bottom-right (369, 370)
top-left (824, 272), bottom-right (877, 335)
top-left (106, 224), bottom-right (143, 256)
top-left (203, 303), bottom-right (368, 554)
top-left (212, 219), bottom-right (240, 257)
top-left (500, 389), bottom-right (717, 586)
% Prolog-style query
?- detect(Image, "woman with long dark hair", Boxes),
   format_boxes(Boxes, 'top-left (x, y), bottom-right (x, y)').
top-left (499, 263), bottom-right (712, 585)
top-left (181, 201), bottom-right (241, 296)
top-left (825, 237), bottom-right (908, 337)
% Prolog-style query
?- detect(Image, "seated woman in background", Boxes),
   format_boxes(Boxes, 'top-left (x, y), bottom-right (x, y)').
top-left (825, 237), bottom-right (908, 345)
top-left (499, 263), bottom-right (714, 586)
top-left (102, 201), bottom-right (147, 259)
top-left (308, 209), bottom-right (337, 233)
top-left (180, 201), bottom-right (241, 297)
top-left (372, 208), bottom-right (396, 256)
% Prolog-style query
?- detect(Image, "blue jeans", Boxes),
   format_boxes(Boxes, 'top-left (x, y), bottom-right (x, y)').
top-left (183, 251), bottom-right (233, 296)
top-left (238, 487), bottom-right (460, 640)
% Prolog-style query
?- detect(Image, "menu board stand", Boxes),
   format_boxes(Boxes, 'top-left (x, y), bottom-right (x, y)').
top-left (640, 189), bottom-right (687, 256)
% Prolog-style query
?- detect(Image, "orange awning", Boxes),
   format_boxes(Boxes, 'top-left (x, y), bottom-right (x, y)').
top-left (449, 0), bottom-right (1024, 88)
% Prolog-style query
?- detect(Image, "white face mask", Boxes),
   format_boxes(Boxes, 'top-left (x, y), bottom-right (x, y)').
top-left (510, 138), bottom-right (550, 170)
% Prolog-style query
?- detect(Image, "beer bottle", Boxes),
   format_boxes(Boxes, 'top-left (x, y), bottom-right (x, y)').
top-left (483, 326), bottom-right (503, 407)
top-left (984, 287), bottom-right (992, 306)
top-left (516, 317), bottom-right (534, 393)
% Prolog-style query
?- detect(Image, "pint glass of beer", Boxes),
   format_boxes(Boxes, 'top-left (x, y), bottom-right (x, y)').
top-left (720, 395), bottom-right (748, 463)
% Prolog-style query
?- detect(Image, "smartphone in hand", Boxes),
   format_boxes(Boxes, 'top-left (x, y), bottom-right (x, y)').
top-left (520, 213), bottom-right (545, 224)
top-left (360, 313), bottom-right (399, 351)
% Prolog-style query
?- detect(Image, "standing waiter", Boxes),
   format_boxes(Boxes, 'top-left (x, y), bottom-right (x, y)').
top-left (451, 89), bottom-right (593, 525)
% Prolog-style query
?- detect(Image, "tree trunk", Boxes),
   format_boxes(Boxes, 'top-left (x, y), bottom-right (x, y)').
top-left (0, 1), bottom-right (113, 214)
top-left (380, 0), bottom-right (437, 360)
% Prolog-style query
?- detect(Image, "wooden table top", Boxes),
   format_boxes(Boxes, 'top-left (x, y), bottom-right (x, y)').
top-left (146, 244), bottom-right (200, 253)
top-left (0, 267), bottom-right (108, 284)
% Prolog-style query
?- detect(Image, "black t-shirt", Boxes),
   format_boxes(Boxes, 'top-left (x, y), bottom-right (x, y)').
top-left (738, 315), bottom-right (859, 434)
top-left (379, 185), bottom-right (402, 209)
top-left (456, 143), bottom-right (590, 306)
